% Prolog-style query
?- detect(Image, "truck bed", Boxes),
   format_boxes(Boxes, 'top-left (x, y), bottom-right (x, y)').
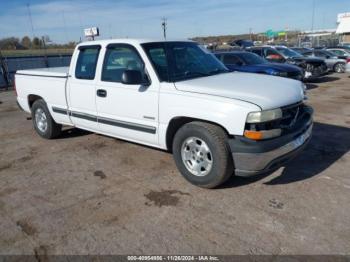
top-left (16, 67), bottom-right (69, 78)
top-left (15, 66), bottom-right (72, 126)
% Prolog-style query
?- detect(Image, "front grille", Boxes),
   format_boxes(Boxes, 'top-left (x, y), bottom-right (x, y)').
top-left (307, 62), bottom-right (328, 76)
top-left (280, 102), bottom-right (303, 131)
top-left (287, 71), bottom-right (300, 77)
top-left (245, 102), bottom-right (313, 138)
top-left (287, 71), bottom-right (302, 80)
top-left (280, 102), bottom-right (312, 135)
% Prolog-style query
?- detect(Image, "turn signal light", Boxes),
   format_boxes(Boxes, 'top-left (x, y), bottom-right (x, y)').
top-left (244, 130), bottom-right (263, 140)
top-left (244, 129), bottom-right (282, 140)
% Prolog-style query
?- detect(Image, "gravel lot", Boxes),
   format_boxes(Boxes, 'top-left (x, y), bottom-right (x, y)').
top-left (0, 74), bottom-right (349, 255)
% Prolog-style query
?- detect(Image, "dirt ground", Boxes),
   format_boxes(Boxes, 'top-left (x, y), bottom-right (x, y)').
top-left (0, 74), bottom-right (349, 255)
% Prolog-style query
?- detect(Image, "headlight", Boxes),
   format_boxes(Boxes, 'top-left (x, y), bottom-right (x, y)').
top-left (278, 72), bottom-right (288, 77)
top-left (302, 83), bottom-right (308, 100)
top-left (270, 71), bottom-right (288, 77)
top-left (246, 108), bottom-right (282, 123)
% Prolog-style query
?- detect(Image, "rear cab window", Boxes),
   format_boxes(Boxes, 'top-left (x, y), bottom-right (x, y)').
top-left (75, 45), bottom-right (101, 80)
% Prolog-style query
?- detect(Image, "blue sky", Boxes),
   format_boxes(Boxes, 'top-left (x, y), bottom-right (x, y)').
top-left (0, 0), bottom-right (348, 43)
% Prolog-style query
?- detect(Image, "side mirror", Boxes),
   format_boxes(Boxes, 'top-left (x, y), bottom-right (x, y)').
top-left (121, 70), bottom-right (148, 85)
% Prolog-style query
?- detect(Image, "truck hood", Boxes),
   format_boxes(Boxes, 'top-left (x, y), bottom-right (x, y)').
top-left (174, 72), bottom-right (304, 110)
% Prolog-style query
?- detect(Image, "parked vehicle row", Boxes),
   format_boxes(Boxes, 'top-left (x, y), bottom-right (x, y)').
top-left (248, 46), bottom-right (329, 80)
top-left (300, 49), bottom-right (347, 73)
top-left (213, 41), bottom-right (350, 79)
top-left (215, 51), bottom-right (303, 80)
top-left (15, 39), bottom-right (313, 189)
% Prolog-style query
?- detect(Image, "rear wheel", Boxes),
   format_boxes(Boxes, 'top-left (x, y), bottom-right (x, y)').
top-left (334, 63), bottom-right (345, 73)
top-left (31, 99), bottom-right (62, 139)
top-left (172, 122), bottom-right (234, 189)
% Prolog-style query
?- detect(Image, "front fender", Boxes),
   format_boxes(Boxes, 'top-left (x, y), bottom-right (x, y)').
top-left (158, 91), bottom-right (260, 148)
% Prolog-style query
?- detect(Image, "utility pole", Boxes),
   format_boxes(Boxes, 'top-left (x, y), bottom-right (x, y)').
top-left (62, 11), bottom-right (69, 44)
top-left (249, 28), bottom-right (252, 41)
top-left (26, 3), bottom-right (35, 39)
top-left (311, 0), bottom-right (316, 47)
top-left (162, 17), bottom-right (167, 40)
top-left (311, 0), bottom-right (316, 32)
top-left (0, 47), bottom-right (11, 89)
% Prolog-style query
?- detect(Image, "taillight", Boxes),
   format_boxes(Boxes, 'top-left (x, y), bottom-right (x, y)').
top-left (13, 77), bottom-right (17, 96)
top-left (346, 58), bottom-right (350, 64)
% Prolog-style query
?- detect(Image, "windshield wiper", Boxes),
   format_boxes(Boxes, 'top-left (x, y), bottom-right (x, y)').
top-left (208, 68), bottom-right (229, 75)
top-left (184, 71), bottom-right (210, 77)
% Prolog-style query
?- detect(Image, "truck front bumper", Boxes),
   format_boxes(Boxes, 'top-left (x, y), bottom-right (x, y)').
top-left (229, 123), bottom-right (313, 177)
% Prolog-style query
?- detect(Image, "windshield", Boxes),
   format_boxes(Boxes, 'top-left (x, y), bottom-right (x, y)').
top-left (142, 42), bottom-right (229, 82)
top-left (276, 47), bottom-right (302, 58)
top-left (238, 52), bottom-right (267, 65)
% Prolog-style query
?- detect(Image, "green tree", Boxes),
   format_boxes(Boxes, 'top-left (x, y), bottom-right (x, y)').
top-left (0, 37), bottom-right (20, 50)
top-left (32, 37), bottom-right (42, 49)
top-left (21, 36), bottom-right (32, 49)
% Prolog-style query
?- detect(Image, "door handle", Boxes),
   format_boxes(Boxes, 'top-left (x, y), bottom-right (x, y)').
top-left (97, 89), bottom-right (107, 97)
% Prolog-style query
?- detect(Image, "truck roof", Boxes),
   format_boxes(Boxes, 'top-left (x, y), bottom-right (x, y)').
top-left (77, 38), bottom-right (194, 48)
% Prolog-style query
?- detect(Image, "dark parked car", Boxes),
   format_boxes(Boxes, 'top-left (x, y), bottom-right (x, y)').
top-left (291, 47), bottom-right (313, 53)
top-left (301, 49), bottom-right (346, 73)
top-left (247, 46), bottom-right (328, 80)
top-left (231, 39), bottom-right (254, 49)
top-left (215, 51), bottom-right (303, 80)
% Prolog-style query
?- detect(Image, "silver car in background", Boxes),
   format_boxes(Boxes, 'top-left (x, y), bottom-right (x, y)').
top-left (327, 48), bottom-right (350, 73)
top-left (302, 50), bottom-right (347, 73)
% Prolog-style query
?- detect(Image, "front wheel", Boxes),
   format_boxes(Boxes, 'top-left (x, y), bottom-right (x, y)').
top-left (172, 122), bottom-right (234, 189)
top-left (31, 99), bottom-right (62, 139)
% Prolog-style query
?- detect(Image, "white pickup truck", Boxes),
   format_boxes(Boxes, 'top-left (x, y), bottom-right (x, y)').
top-left (15, 39), bottom-right (313, 188)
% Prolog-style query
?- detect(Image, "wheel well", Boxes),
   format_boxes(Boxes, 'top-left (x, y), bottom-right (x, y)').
top-left (166, 117), bottom-right (230, 151)
top-left (333, 62), bottom-right (344, 70)
top-left (28, 95), bottom-right (43, 109)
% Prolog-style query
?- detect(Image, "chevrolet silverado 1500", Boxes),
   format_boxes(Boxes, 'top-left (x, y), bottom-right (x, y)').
top-left (15, 39), bottom-right (313, 188)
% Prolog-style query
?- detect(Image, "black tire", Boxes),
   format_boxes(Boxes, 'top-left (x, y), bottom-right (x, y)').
top-left (31, 99), bottom-right (62, 139)
top-left (334, 63), bottom-right (345, 73)
top-left (172, 121), bottom-right (234, 189)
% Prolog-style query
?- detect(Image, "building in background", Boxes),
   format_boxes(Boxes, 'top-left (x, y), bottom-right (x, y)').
top-left (298, 29), bottom-right (338, 48)
top-left (336, 13), bottom-right (350, 43)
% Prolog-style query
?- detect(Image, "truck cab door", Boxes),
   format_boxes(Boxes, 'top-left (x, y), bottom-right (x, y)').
top-left (95, 44), bottom-right (159, 145)
top-left (67, 45), bottom-right (101, 130)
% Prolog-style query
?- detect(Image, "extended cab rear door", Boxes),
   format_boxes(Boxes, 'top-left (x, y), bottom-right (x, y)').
top-left (67, 45), bottom-right (101, 130)
top-left (94, 43), bottom-right (159, 145)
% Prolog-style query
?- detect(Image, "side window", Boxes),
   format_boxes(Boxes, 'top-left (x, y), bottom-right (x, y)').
top-left (303, 52), bottom-right (312, 57)
top-left (265, 48), bottom-right (279, 57)
top-left (315, 51), bottom-right (326, 58)
top-left (102, 45), bottom-right (143, 83)
top-left (75, 47), bottom-right (100, 80)
top-left (223, 54), bottom-right (242, 65)
top-left (331, 50), bottom-right (343, 56)
top-left (251, 49), bottom-right (262, 56)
